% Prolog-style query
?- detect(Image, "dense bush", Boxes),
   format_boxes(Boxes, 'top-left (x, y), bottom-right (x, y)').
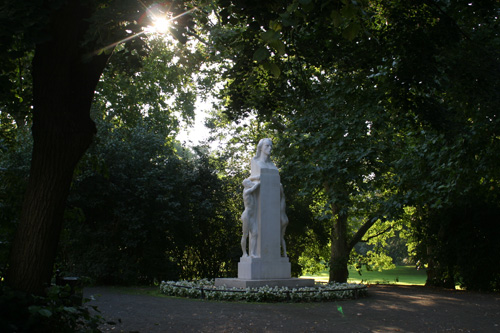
top-left (415, 195), bottom-right (500, 291)
top-left (57, 122), bottom-right (241, 284)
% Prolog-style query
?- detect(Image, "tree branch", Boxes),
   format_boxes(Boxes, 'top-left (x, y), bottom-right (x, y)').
top-left (348, 216), bottom-right (381, 250)
top-left (186, 31), bottom-right (208, 45)
top-left (359, 225), bottom-right (393, 243)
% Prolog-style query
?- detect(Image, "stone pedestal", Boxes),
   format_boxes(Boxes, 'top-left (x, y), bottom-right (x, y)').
top-left (238, 256), bottom-right (290, 279)
top-left (215, 277), bottom-right (315, 288)
top-left (256, 168), bottom-right (281, 259)
top-left (242, 167), bottom-right (289, 280)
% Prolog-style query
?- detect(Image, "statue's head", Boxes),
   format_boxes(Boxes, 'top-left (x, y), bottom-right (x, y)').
top-left (254, 138), bottom-right (273, 161)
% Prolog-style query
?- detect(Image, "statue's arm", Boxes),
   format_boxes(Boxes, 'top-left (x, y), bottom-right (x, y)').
top-left (248, 182), bottom-right (260, 193)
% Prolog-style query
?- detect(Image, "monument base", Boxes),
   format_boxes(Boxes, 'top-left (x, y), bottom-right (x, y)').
top-left (238, 256), bottom-right (291, 279)
top-left (214, 277), bottom-right (315, 289)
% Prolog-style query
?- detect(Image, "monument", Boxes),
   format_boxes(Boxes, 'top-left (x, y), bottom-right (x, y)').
top-left (215, 138), bottom-right (314, 288)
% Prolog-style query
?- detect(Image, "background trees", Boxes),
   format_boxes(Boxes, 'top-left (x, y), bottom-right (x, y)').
top-left (54, 31), bottom-right (241, 284)
top-left (1, 0), bottom-right (198, 294)
top-left (205, 0), bottom-right (500, 288)
top-left (59, 123), bottom-right (241, 284)
top-left (376, 0), bottom-right (500, 290)
top-left (0, 0), bottom-right (499, 294)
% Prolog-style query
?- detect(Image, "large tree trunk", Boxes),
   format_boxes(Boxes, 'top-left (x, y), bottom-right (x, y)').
top-left (329, 202), bottom-right (350, 283)
top-left (6, 2), bottom-right (109, 295)
top-left (326, 180), bottom-right (381, 283)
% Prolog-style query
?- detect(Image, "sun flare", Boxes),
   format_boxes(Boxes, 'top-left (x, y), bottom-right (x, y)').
top-left (152, 16), bottom-right (170, 34)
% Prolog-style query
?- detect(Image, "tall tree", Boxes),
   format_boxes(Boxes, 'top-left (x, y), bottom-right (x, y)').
top-left (206, 0), bottom-right (500, 285)
top-left (6, 1), bottom-right (110, 294)
top-left (372, 0), bottom-right (500, 290)
top-left (206, 0), bottom-right (399, 282)
top-left (1, 0), bottom-right (195, 294)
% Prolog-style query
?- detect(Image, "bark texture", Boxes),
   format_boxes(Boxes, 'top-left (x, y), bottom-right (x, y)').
top-left (329, 202), bottom-right (350, 283)
top-left (6, 2), bottom-right (110, 294)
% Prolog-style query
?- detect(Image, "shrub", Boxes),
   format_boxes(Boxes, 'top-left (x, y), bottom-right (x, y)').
top-left (0, 284), bottom-right (103, 333)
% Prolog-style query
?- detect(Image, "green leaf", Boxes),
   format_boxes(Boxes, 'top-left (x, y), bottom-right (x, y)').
top-left (63, 306), bottom-right (78, 314)
top-left (269, 20), bottom-right (282, 32)
top-left (261, 30), bottom-right (280, 42)
top-left (253, 47), bottom-right (270, 62)
top-left (245, 75), bottom-right (257, 87)
top-left (341, 3), bottom-right (357, 20)
top-left (38, 308), bottom-right (53, 317)
top-left (269, 39), bottom-right (286, 55)
top-left (342, 22), bottom-right (361, 41)
top-left (300, 0), bottom-right (315, 12)
top-left (262, 62), bottom-right (281, 78)
top-left (14, 93), bottom-right (23, 103)
top-left (280, 12), bottom-right (297, 27)
top-left (331, 10), bottom-right (343, 28)
top-left (287, 2), bottom-right (299, 13)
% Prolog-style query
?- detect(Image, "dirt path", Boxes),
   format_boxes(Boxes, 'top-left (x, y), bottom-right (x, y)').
top-left (84, 285), bottom-right (500, 332)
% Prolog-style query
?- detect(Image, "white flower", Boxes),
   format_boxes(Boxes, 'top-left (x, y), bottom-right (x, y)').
top-left (159, 280), bottom-right (367, 302)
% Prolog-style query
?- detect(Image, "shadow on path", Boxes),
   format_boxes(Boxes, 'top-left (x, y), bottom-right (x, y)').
top-left (84, 284), bottom-right (499, 332)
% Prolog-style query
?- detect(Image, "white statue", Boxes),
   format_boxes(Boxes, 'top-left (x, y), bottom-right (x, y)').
top-left (216, 138), bottom-right (315, 286)
top-left (250, 138), bottom-right (278, 182)
top-left (241, 138), bottom-right (288, 258)
top-left (241, 179), bottom-right (259, 257)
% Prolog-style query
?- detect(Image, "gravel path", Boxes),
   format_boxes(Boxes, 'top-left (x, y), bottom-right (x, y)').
top-left (84, 284), bottom-right (500, 332)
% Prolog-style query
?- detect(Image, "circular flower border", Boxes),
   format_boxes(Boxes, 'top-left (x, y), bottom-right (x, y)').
top-left (160, 279), bottom-right (367, 302)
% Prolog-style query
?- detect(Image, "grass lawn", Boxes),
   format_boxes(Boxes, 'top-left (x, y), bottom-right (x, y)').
top-left (302, 265), bottom-right (427, 285)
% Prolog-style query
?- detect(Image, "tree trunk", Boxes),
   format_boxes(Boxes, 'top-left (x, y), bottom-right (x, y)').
top-left (329, 202), bottom-right (350, 283)
top-left (6, 2), bottom-right (109, 295)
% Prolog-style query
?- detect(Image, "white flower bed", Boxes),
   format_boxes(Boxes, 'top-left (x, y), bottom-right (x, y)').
top-left (159, 279), bottom-right (367, 302)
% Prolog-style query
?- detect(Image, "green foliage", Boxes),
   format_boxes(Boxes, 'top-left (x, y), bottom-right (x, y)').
top-left (0, 284), bottom-right (103, 333)
top-left (0, 129), bottom-right (32, 277)
top-left (171, 148), bottom-right (242, 279)
top-left (60, 121), bottom-right (185, 284)
top-left (0, 49), bottom-right (33, 137)
top-left (54, 20), bottom-right (240, 284)
top-left (58, 118), bottom-right (241, 283)
top-left (1, 0), bottom-right (499, 291)
top-left (205, 115), bottom-right (327, 277)
top-left (412, 195), bottom-right (500, 291)
top-left (94, 36), bottom-right (201, 133)
top-left (207, 0), bottom-right (500, 289)
top-left (378, 0), bottom-right (500, 290)
top-left (297, 230), bottom-right (329, 276)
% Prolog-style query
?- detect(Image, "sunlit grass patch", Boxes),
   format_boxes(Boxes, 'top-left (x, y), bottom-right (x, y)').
top-left (302, 265), bottom-right (427, 285)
